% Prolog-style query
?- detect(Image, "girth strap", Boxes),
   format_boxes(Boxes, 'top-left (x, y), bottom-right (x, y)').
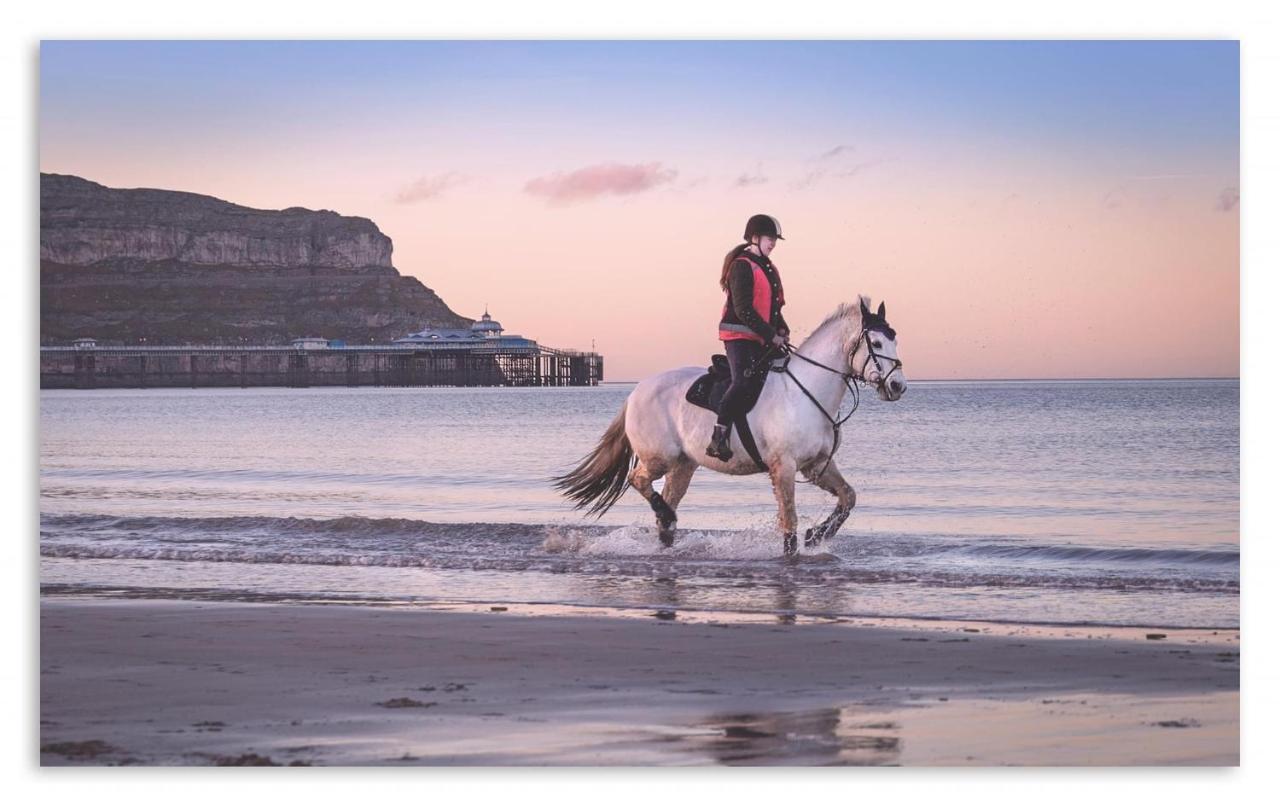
top-left (733, 415), bottom-right (768, 472)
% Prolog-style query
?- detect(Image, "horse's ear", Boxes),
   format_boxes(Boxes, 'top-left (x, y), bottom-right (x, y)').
top-left (877, 302), bottom-right (886, 319)
top-left (860, 298), bottom-right (870, 315)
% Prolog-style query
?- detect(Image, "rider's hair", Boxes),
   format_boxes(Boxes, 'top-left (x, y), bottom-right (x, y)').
top-left (719, 243), bottom-right (751, 291)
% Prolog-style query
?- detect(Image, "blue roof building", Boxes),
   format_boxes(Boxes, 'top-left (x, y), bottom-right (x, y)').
top-left (394, 308), bottom-right (539, 349)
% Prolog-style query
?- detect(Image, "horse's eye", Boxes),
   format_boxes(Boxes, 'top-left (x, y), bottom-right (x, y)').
top-left (872, 341), bottom-right (882, 349)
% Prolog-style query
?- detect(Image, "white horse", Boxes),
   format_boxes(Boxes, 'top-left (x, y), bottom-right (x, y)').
top-left (554, 296), bottom-right (907, 555)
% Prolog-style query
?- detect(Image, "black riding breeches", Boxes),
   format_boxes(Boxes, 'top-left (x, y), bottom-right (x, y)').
top-left (716, 339), bottom-right (768, 427)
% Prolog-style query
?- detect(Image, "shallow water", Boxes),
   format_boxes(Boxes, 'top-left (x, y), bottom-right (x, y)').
top-left (40, 379), bottom-right (1239, 627)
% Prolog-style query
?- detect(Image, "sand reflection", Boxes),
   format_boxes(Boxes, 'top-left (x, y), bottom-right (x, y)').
top-left (675, 707), bottom-right (902, 766)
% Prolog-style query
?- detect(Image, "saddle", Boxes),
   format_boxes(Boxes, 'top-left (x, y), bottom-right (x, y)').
top-left (685, 353), bottom-right (772, 471)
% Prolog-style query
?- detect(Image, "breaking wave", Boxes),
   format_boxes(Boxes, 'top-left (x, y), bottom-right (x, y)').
top-left (40, 513), bottom-right (1238, 595)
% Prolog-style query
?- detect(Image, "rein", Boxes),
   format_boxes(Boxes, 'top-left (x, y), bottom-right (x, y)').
top-left (762, 329), bottom-right (903, 480)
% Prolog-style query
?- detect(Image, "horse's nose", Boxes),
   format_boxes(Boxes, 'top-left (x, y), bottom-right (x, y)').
top-left (889, 378), bottom-right (905, 396)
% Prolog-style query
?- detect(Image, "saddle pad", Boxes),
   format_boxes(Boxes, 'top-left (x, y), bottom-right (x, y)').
top-left (685, 354), bottom-right (767, 414)
top-left (685, 373), bottom-right (727, 412)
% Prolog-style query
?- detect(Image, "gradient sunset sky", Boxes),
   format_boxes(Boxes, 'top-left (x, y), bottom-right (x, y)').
top-left (40, 41), bottom-right (1239, 380)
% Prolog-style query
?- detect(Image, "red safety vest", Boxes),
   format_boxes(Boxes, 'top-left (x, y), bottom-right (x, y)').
top-left (719, 252), bottom-right (784, 343)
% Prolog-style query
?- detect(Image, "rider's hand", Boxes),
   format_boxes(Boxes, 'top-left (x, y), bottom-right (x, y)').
top-left (771, 334), bottom-right (788, 348)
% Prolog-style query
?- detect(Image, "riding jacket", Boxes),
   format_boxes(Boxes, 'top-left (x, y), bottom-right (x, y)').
top-left (718, 249), bottom-right (789, 344)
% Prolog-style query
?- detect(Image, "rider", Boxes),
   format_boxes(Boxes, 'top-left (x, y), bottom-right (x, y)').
top-left (706, 214), bottom-right (791, 461)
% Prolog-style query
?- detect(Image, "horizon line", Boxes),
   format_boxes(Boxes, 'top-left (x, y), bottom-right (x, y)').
top-left (601, 375), bottom-right (1241, 384)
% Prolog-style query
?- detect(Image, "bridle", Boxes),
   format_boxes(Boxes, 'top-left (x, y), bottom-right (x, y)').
top-left (755, 327), bottom-right (903, 480)
top-left (851, 330), bottom-right (905, 389)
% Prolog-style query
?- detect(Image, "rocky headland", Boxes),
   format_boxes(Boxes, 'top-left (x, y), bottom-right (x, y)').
top-left (40, 173), bottom-right (471, 344)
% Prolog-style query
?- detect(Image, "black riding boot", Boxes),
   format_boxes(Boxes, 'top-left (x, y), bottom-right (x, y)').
top-left (706, 423), bottom-right (734, 461)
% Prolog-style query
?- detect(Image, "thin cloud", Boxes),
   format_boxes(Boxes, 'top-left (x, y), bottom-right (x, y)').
top-left (792, 169), bottom-right (827, 190)
top-left (524, 162), bottom-right (678, 204)
top-left (1216, 186), bottom-right (1240, 212)
top-left (793, 158), bottom-right (882, 190)
top-left (813, 145), bottom-right (854, 161)
top-left (394, 172), bottom-right (466, 204)
top-left (734, 173), bottom-right (769, 187)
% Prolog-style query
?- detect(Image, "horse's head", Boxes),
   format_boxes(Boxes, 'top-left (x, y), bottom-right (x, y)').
top-left (854, 297), bottom-right (907, 401)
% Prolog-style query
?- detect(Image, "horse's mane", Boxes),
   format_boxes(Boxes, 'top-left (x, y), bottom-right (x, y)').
top-left (808, 295), bottom-right (871, 341)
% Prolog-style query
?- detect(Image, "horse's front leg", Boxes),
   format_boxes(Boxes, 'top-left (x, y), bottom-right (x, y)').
top-left (801, 461), bottom-right (857, 547)
top-left (768, 456), bottom-right (799, 555)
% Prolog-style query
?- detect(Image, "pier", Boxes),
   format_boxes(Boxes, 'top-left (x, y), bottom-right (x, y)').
top-left (40, 342), bottom-right (604, 389)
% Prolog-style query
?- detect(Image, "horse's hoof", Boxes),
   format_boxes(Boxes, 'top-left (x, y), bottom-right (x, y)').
top-left (783, 533), bottom-right (799, 556)
top-left (803, 527), bottom-right (821, 548)
top-left (659, 529), bottom-right (675, 548)
top-left (649, 495), bottom-right (677, 529)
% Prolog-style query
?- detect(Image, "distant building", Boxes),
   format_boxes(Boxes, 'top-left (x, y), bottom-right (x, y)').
top-left (394, 308), bottom-right (538, 349)
top-left (291, 337), bottom-right (331, 350)
top-left (72, 337), bottom-right (98, 349)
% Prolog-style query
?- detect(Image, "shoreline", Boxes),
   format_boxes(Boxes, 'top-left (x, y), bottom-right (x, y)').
top-left (40, 596), bottom-right (1239, 766)
top-left (40, 586), bottom-right (1243, 639)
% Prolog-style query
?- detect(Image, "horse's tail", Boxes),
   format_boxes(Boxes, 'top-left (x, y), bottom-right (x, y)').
top-left (552, 402), bottom-right (635, 517)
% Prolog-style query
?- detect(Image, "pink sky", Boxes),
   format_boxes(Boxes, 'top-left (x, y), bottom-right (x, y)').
top-left (41, 147), bottom-right (1240, 380)
top-left (40, 42), bottom-right (1239, 380)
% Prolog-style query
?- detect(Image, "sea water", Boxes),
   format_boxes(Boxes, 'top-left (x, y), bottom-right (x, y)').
top-left (39, 379), bottom-right (1239, 628)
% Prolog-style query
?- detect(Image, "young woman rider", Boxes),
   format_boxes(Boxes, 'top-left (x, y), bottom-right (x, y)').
top-left (706, 213), bottom-right (790, 461)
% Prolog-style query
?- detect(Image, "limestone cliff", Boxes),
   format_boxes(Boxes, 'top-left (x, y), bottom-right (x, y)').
top-left (40, 173), bottom-right (471, 344)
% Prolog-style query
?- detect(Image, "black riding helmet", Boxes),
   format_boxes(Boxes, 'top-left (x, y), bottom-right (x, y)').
top-left (743, 213), bottom-right (784, 241)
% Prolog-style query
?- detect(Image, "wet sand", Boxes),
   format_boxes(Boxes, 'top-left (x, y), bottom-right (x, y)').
top-left (39, 598), bottom-right (1239, 766)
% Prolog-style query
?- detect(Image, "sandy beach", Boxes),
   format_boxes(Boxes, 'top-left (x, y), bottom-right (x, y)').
top-left (39, 597), bottom-right (1238, 766)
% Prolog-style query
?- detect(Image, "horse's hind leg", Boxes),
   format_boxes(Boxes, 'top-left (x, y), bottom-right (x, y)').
top-left (801, 462), bottom-right (857, 548)
top-left (662, 460), bottom-right (696, 511)
top-left (628, 458), bottom-right (677, 547)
